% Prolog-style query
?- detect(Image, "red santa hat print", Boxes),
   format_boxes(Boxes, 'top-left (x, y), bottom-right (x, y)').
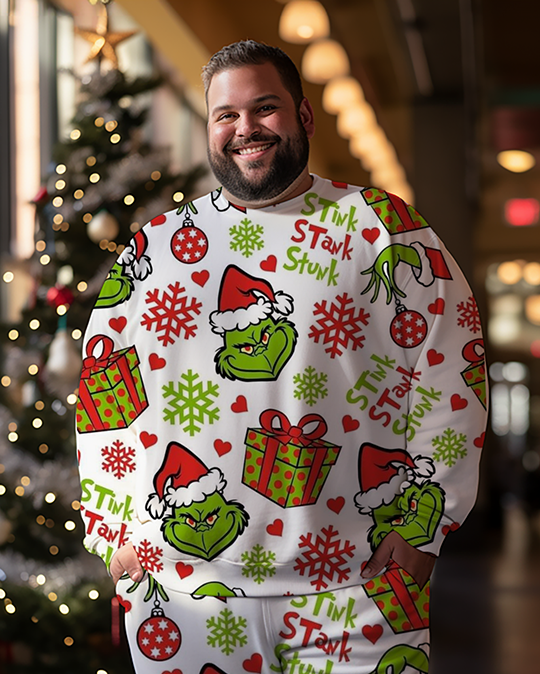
top-left (122, 229), bottom-right (152, 281)
top-left (354, 443), bottom-right (435, 514)
top-left (209, 265), bottom-right (293, 335)
top-left (146, 442), bottom-right (226, 519)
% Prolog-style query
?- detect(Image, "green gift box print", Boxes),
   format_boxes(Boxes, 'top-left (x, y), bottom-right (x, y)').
top-left (363, 562), bottom-right (430, 634)
top-left (242, 409), bottom-right (341, 508)
top-left (361, 187), bottom-right (429, 235)
top-left (77, 334), bottom-right (148, 433)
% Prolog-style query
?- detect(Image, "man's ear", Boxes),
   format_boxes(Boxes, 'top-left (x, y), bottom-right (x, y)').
top-left (299, 98), bottom-right (316, 139)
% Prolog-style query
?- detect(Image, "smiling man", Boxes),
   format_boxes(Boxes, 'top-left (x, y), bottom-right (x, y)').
top-left (76, 41), bottom-right (487, 674)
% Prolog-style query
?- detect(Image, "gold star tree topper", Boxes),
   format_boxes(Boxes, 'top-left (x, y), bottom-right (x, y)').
top-left (75, 4), bottom-right (137, 69)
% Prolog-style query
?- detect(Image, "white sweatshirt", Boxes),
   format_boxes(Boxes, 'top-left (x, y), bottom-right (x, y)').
top-left (76, 175), bottom-right (488, 597)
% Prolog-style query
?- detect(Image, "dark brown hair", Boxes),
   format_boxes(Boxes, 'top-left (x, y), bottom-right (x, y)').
top-left (202, 40), bottom-right (304, 109)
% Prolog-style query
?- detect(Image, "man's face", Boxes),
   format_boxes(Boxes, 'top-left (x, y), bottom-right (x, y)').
top-left (206, 62), bottom-right (314, 201)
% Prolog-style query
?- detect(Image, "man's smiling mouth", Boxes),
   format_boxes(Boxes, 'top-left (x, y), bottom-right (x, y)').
top-left (232, 142), bottom-right (275, 156)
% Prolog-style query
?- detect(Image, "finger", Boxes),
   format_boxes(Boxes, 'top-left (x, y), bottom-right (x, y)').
top-left (361, 534), bottom-right (395, 579)
top-left (123, 549), bottom-right (143, 582)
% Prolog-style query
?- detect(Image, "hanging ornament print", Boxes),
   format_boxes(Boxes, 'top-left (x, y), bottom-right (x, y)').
top-left (171, 202), bottom-right (208, 264)
top-left (136, 599), bottom-right (181, 661)
top-left (390, 301), bottom-right (427, 348)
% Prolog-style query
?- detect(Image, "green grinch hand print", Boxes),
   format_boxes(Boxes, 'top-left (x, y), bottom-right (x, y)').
top-left (146, 442), bottom-right (250, 561)
top-left (210, 265), bottom-right (297, 382)
top-left (214, 317), bottom-right (297, 381)
top-left (370, 644), bottom-right (429, 674)
top-left (361, 244), bottom-right (421, 304)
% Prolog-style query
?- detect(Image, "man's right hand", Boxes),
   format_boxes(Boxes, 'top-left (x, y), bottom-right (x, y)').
top-left (110, 542), bottom-right (144, 585)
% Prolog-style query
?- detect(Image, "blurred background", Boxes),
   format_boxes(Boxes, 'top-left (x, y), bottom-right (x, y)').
top-left (0, 0), bottom-right (539, 672)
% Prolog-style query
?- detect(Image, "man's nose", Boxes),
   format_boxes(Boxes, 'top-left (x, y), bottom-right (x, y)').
top-left (235, 113), bottom-right (261, 138)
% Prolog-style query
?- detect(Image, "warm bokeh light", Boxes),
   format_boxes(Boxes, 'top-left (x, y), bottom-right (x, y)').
top-left (336, 102), bottom-right (376, 139)
top-left (279, 0), bottom-right (330, 43)
top-left (497, 261), bottom-right (523, 285)
top-left (302, 39), bottom-right (349, 84)
top-left (322, 76), bottom-right (364, 115)
top-left (525, 295), bottom-right (540, 325)
top-left (497, 150), bottom-right (536, 173)
top-left (523, 262), bottom-right (540, 285)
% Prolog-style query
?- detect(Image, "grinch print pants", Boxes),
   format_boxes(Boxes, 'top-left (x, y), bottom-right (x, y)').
top-left (116, 571), bottom-right (431, 674)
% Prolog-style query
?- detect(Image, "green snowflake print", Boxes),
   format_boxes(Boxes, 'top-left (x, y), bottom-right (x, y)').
top-left (241, 544), bottom-right (276, 584)
top-left (206, 608), bottom-right (248, 655)
top-left (293, 366), bottom-right (328, 406)
top-left (229, 218), bottom-right (265, 257)
top-left (163, 369), bottom-right (219, 436)
top-left (432, 428), bottom-right (467, 467)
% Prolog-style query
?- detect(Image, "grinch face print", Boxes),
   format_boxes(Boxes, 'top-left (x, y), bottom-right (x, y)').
top-left (210, 265), bottom-right (298, 381)
top-left (146, 442), bottom-right (249, 561)
top-left (354, 443), bottom-right (445, 550)
top-left (95, 229), bottom-right (152, 308)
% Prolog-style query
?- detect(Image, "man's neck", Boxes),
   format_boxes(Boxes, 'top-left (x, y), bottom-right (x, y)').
top-left (220, 168), bottom-right (313, 209)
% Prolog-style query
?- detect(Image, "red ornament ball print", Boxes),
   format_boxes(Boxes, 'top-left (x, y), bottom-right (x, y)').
top-left (137, 606), bottom-right (181, 661)
top-left (171, 223), bottom-right (208, 264)
top-left (390, 306), bottom-right (427, 348)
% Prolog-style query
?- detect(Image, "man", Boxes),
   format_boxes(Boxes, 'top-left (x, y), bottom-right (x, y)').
top-left (76, 41), bottom-right (487, 674)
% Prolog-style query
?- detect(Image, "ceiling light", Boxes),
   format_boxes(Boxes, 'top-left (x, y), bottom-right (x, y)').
top-left (349, 126), bottom-right (386, 159)
top-left (279, 1), bottom-right (330, 43)
top-left (497, 150), bottom-right (536, 173)
top-left (497, 261), bottom-right (522, 285)
top-left (322, 76), bottom-right (364, 114)
top-left (523, 262), bottom-right (540, 285)
top-left (525, 296), bottom-right (540, 325)
top-left (302, 39), bottom-right (349, 84)
top-left (336, 101), bottom-right (376, 139)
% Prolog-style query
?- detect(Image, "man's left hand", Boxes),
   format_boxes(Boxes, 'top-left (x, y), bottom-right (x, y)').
top-left (360, 530), bottom-right (436, 589)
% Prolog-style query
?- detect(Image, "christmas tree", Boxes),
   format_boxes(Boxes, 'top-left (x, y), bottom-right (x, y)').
top-left (0, 3), bottom-right (205, 671)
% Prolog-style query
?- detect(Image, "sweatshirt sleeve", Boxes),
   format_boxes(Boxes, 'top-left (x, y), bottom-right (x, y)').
top-left (394, 231), bottom-right (488, 557)
top-left (75, 246), bottom-right (146, 570)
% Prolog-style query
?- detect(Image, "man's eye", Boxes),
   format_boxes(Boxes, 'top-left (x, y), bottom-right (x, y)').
top-left (391, 516), bottom-right (404, 526)
top-left (206, 514), bottom-right (217, 525)
top-left (240, 345), bottom-right (254, 354)
top-left (261, 331), bottom-right (269, 345)
top-left (186, 517), bottom-right (196, 528)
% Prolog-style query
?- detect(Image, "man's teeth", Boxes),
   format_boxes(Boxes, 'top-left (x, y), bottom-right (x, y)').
top-left (236, 143), bottom-right (273, 155)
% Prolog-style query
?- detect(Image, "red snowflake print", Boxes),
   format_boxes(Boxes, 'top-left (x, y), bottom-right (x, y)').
top-left (308, 293), bottom-right (370, 358)
top-left (141, 282), bottom-right (202, 346)
top-left (456, 296), bottom-right (481, 333)
top-left (136, 539), bottom-right (164, 573)
top-left (294, 525), bottom-right (355, 591)
top-left (101, 440), bottom-right (136, 479)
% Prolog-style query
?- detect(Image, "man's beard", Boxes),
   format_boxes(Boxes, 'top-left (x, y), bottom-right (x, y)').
top-left (208, 123), bottom-right (309, 202)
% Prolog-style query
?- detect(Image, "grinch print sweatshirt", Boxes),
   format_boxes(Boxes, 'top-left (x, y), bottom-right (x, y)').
top-left (76, 175), bottom-right (488, 599)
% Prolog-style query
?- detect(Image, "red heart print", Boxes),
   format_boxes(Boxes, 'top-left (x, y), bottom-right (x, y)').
top-left (151, 214), bottom-right (166, 226)
top-left (140, 431), bottom-right (157, 448)
top-left (77, 450), bottom-right (81, 464)
top-left (162, 669), bottom-right (183, 674)
top-left (451, 394), bottom-right (468, 411)
top-left (427, 349), bottom-right (444, 366)
top-left (109, 316), bottom-right (127, 333)
top-left (260, 255), bottom-right (277, 272)
top-left (176, 561), bottom-right (194, 579)
top-left (428, 298), bottom-right (445, 315)
top-left (474, 432), bottom-right (485, 448)
top-left (192, 270), bottom-right (210, 287)
top-left (116, 595), bottom-right (132, 612)
top-left (342, 415), bottom-right (360, 432)
top-left (442, 522), bottom-right (460, 536)
top-left (327, 497), bottom-right (345, 514)
top-left (231, 395), bottom-right (248, 413)
top-left (149, 353), bottom-right (166, 370)
top-left (214, 439), bottom-right (232, 456)
top-left (266, 519), bottom-right (283, 536)
top-left (362, 624), bottom-right (383, 644)
top-left (362, 228), bottom-right (380, 244)
top-left (243, 654), bottom-right (263, 673)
